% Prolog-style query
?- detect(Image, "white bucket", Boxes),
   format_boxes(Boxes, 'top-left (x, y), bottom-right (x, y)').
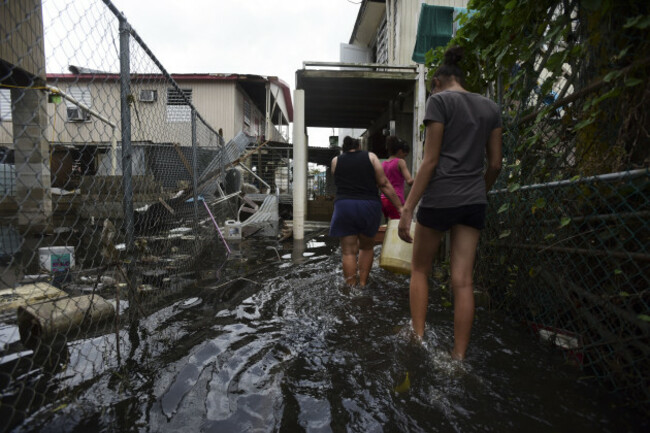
top-left (38, 246), bottom-right (75, 273)
top-left (379, 219), bottom-right (415, 275)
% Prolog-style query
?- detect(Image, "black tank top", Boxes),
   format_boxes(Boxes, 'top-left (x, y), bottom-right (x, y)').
top-left (334, 150), bottom-right (380, 202)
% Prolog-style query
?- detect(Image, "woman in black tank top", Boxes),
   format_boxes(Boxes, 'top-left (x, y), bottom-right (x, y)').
top-left (329, 137), bottom-right (403, 286)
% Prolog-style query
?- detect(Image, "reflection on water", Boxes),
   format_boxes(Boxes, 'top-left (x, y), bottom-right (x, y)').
top-left (7, 234), bottom-right (647, 432)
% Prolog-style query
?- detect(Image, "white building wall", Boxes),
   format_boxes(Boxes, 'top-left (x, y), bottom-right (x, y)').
top-left (0, 79), bottom-right (245, 148)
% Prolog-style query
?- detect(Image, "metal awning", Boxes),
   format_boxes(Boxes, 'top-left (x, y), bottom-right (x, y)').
top-left (296, 62), bottom-right (417, 129)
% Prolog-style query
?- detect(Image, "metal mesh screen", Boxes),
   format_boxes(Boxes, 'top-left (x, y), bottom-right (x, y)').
top-left (437, 0), bottom-right (650, 412)
top-left (0, 1), bottom-right (242, 429)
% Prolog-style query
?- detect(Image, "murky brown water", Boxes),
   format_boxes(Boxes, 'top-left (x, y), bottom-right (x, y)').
top-left (3, 233), bottom-right (647, 432)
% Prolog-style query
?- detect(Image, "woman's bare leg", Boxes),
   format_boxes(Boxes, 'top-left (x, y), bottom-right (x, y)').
top-left (449, 224), bottom-right (480, 360)
top-left (410, 223), bottom-right (444, 337)
top-left (340, 235), bottom-right (360, 285)
top-left (357, 234), bottom-right (375, 286)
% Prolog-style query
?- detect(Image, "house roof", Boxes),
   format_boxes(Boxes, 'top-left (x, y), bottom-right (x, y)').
top-left (46, 72), bottom-right (293, 124)
top-left (349, 0), bottom-right (386, 46)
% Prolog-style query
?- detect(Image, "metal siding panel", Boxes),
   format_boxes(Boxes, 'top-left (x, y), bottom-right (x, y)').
top-left (233, 90), bottom-right (244, 141)
top-left (221, 84), bottom-right (236, 141)
top-left (0, 0), bottom-right (45, 77)
top-left (397, 0), bottom-right (420, 65)
top-left (191, 81), bottom-right (239, 141)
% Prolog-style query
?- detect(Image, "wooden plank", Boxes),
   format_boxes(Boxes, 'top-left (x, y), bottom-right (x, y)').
top-left (173, 142), bottom-right (194, 178)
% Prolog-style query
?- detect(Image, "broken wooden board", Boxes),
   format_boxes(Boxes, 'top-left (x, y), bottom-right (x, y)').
top-left (0, 283), bottom-right (68, 314)
top-left (17, 294), bottom-right (115, 348)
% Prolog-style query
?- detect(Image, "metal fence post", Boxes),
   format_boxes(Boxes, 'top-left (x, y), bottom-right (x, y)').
top-left (191, 109), bottom-right (199, 229)
top-left (119, 17), bottom-right (133, 252)
top-left (119, 15), bottom-right (137, 327)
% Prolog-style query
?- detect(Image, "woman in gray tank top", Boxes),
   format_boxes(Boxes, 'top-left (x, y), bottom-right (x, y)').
top-left (398, 46), bottom-right (503, 360)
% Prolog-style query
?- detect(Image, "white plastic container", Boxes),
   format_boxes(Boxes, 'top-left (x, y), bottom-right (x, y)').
top-left (223, 220), bottom-right (242, 240)
top-left (379, 219), bottom-right (415, 275)
top-left (38, 246), bottom-right (75, 273)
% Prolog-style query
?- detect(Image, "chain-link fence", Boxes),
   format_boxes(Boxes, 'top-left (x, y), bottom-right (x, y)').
top-left (440, 0), bottom-right (650, 413)
top-left (0, 1), bottom-right (252, 429)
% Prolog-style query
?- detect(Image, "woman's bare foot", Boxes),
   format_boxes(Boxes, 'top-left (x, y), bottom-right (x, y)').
top-left (450, 350), bottom-right (465, 361)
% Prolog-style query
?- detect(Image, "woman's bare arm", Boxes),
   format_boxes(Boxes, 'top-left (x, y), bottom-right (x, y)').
top-left (398, 121), bottom-right (443, 242)
top-left (398, 159), bottom-right (414, 186)
top-left (370, 152), bottom-right (402, 212)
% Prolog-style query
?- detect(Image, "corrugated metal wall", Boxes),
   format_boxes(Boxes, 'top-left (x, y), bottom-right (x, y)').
top-left (0, 0), bottom-right (46, 78)
top-left (188, 81), bottom-right (236, 140)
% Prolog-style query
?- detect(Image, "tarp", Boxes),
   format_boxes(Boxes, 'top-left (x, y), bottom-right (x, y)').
top-left (411, 4), bottom-right (454, 64)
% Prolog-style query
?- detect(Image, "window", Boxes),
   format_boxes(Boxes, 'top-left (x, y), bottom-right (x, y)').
top-left (66, 86), bottom-right (92, 122)
top-left (166, 88), bottom-right (192, 122)
top-left (0, 89), bottom-right (11, 121)
top-left (375, 16), bottom-right (388, 65)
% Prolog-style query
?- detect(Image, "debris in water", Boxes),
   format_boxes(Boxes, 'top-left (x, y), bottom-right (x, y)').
top-left (394, 372), bottom-right (410, 394)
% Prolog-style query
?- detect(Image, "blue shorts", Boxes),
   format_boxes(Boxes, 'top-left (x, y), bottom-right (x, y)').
top-left (416, 204), bottom-right (487, 231)
top-left (329, 199), bottom-right (382, 238)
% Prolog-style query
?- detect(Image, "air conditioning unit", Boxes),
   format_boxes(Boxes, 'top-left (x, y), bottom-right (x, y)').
top-left (139, 89), bottom-right (157, 102)
top-left (67, 107), bottom-right (87, 122)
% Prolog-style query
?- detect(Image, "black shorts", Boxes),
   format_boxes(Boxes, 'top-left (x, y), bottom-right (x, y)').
top-left (416, 204), bottom-right (487, 232)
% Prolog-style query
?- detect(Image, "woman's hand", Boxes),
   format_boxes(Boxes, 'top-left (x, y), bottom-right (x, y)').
top-left (398, 208), bottom-right (413, 243)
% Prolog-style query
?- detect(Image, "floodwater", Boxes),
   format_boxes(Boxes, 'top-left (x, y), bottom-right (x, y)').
top-left (5, 233), bottom-right (647, 432)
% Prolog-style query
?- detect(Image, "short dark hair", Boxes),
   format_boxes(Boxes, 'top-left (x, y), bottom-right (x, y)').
top-left (342, 136), bottom-right (360, 152)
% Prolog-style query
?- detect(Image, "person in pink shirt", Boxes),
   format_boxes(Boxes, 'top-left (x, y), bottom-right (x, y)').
top-left (381, 136), bottom-right (414, 220)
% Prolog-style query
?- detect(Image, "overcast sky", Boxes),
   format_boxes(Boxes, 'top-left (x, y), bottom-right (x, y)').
top-left (109, 0), bottom-right (363, 146)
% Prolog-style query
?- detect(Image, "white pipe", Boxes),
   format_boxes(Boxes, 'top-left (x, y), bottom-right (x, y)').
top-left (111, 128), bottom-right (117, 175)
top-left (491, 168), bottom-right (649, 194)
top-left (292, 89), bottom-right (306, 240)
top-left (237, 162), bottom-right (271, 191)
top-left (47, 85), bottom-right (116, 128)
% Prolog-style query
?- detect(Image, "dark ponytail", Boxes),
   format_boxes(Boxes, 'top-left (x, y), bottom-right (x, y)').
top-left (433, 45), bottom-right (464, 83)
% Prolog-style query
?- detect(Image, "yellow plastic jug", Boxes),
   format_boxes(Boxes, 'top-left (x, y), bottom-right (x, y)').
top-left (379, 219), bottom-right (415, 275)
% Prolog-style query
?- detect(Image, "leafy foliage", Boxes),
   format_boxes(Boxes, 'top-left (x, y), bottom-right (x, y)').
top-left (424, 0), bottom-right (650, 184)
